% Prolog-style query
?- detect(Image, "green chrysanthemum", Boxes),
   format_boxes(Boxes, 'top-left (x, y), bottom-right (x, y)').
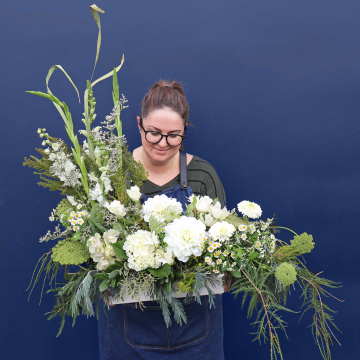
top-left (163, 205), bottom-right (182, 223)
top-left (275, 262), bottom-right (297, 287)
top-left (223, 213), bottom-right (250, 228)
top-left (55, 199), bottom-right (73, 218)
top-left (51, 239), bottom-right (90, 265)
top-left (290, 233), bottom-right (314, 254)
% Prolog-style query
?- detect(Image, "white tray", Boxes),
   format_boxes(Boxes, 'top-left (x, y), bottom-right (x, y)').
top-left (110, 279), bottom-right (225, 305)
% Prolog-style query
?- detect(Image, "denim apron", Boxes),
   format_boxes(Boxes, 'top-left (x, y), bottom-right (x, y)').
top-left (98, 152), bottom-right (225, 360)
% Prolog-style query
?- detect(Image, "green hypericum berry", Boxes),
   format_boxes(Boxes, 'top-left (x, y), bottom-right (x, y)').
top-left (290, 233), bottom-right (314, 254)
top-left (51, 239), bottom-right (90, 265)
top-left (275, 262), bottom-right (297, 287)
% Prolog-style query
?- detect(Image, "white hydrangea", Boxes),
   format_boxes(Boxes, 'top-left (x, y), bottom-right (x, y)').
top-left (164, 216), bottom-right (206, 262)
top-left (237, 200), bottom-right (262, 219)
top-left (209, 221), bottom-right (236, 242)
top-left (142, 194), bottom-right (183, 222)
top-left (123, 230), bottom-right (163, 271)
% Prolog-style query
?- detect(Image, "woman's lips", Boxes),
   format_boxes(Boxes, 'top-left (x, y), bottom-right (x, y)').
top-left (154, 147), bottom-right (169, 154)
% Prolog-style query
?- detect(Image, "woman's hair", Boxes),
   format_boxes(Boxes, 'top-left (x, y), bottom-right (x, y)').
top-left (140, 80), bottom-right (191, 128)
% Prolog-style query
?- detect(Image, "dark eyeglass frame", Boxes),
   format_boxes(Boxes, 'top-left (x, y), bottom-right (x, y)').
top-left (139, 118), bottom-right (186, 146)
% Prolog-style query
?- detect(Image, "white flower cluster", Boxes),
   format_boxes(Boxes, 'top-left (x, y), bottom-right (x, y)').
top-left (88, 166), bottom-right (113, 207)
top-left (142, 195), bottom-right (183, 222)
top-left (67, 205), bottom-right (88, 231)
top-left (164, 216), bottom-right (206, 262)
top-left (87, 229), bottom-right (119, 270)
top-left (123, 230), bottom-right (173, 271)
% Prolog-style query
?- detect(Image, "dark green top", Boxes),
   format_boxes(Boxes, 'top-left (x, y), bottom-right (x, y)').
top-left (142, 155), bottom-right (226, 207)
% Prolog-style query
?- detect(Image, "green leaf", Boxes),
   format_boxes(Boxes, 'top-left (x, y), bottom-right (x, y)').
top-left (164, 281), bottom-right (172, 294)
top-left (173, 270), bottom-right (182, 279)
top-left (113, 222), bottom-right (122, 231)
top-left (99, 280), bottom-right (110, 292)
top-left (109, 270), bottom-right (119, 279)
top-left (111, 278), bottom-right (117, 288)
top-left (112, 241), bottom-right (128, 259)
top-left (94, 273), bottom-right (108, 280)
top-left (104, 264), bottom-right (119, 273)
top-left (231, 269), bottom-right (242, 278)
top-left (148, 264), bottom-right (171, 278)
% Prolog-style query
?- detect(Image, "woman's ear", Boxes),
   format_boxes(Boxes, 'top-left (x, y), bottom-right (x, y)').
top-left (137, 116), bottom-right (141, 132)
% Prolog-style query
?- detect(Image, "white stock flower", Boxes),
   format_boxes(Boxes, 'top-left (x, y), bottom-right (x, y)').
top-left (44, 148), bottom-right (50, 155)
top-left (87, 233), bottom-right (103, 255)
top-left (142, 194), bottom-right (183, 222)
top-left (108, 200), bottom-right (126, 217)
top-left (200, 213), bottom-right (215, 227)
top-left (123, 230), bottom-right (162, 271)
top-left (49, 153), bottom-right (56, 161)
top-left (237, 201), bottom-right (262, 219)
top-left (88, 172), bottom-right (99, 182)
top-left (96, 256), bottom-right (110, 270)
top-left (126, 185), bottom-right (142, 202)
top-left (196, 196), bottom-right (213, 213)
top-left (209, 221), bottom-right (236, 242)
top-left (209, 202), bottom-right (229, 220)
top-left (103, 229), bottom-right (120, 246)
top-left (89, 183), bottom-right (103, 201)
top-left (102, 177), bottom-right (113, 193)
top-left (164, 216), bottom-right (206, 262)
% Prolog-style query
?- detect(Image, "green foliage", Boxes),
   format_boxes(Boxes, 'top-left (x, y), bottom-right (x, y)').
top-left (51, 239), bottom-right (90, 265)
top-left (291, 233), bottom-right (314, 254)
top-left (176, 271), bottom-right (196, 293)
top-left (55, 199), bottom-right (73, 217)
top-left (275, 263), bottom-right (297, 287)
top-left (148, 264), bottom-right (171, 278)
top-left (225, 213), bottom-right (251, 228)
top-left (149, 215), bottom-right (163, 234)
top-left (274, 233), bottom-right (315, 262)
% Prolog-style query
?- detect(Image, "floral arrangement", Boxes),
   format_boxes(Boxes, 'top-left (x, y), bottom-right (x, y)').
top-left (25, 5), bottom-right (342, 360)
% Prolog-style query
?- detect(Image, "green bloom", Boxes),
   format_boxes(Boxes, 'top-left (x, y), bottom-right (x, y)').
top-left (275, 262), bottom-right (297, 287)
top-left (290, 233), bottom-right (314, 254)
top-left (51, 239), bottom-right (90, 265)
top-left (55, 199), bottom-right (73, 218)
top-left (163, 205), bottom-right (181, 223)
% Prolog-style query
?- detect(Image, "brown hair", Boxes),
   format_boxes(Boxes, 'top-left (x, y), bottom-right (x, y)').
top-left (140, 80), bottom-right (191, 128)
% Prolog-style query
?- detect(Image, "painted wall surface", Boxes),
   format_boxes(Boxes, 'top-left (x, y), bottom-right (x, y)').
top-left (0, 0), bottom-right (359, 359)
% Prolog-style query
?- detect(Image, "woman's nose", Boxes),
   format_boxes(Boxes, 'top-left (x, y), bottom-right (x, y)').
top-left (158, 136), bottom-right (168, 147)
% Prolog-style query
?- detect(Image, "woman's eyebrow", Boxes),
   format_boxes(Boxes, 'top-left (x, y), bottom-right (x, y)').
top-left (147, 125), bottom-right (182, 133)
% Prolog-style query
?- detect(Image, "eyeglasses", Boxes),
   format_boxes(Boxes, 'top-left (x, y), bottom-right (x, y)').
top-left (139, 119), bottom-right (185, 146)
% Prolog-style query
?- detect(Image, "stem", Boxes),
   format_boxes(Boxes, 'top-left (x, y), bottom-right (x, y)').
top-left (268, 226), bottom-right (298, 236)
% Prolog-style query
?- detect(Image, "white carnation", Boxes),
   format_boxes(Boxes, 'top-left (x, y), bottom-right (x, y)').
top-left (237, 200), bottom-right (262, 219)
top-left (142, 194), bottom-right (183, 222)
top-left (164, 216), bottom-right (206, 262)
top-left (123, 230), bottom-right (162, 271)
top-left (209, 221), bottom-right (236, 242)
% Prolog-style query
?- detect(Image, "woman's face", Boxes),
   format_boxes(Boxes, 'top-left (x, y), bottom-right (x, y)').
top-left (137, 107), bottom-right (185, 165)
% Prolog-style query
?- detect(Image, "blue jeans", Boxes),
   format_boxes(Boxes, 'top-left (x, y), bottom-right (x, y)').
top-left (98, 295), bottom-right (224, 359)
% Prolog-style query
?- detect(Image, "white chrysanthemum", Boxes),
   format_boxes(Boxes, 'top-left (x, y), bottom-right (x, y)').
top-left (237, 200), bottom-right (262, 219)
top-left (209, 221), bottom-right (236, 242)
top-left (164, 216), bottom-right (206, 262)
top-left (142, 194), bottom-right (183, 222)
top-left (123, 230), bottom-right (162, 271)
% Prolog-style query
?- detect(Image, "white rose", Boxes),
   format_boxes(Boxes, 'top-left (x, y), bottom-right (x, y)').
top-left (210, 202), bottom-right (229, 220)
top-left (196, 196), bottom-right (213, 213)
top-left (126, 185), bottom-right (142, 202)
top-left (108, 200), bottom-right (126, 217)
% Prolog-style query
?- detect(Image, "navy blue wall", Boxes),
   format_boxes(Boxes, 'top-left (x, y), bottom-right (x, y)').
top-left (1, 0), bottom-right (359, 359)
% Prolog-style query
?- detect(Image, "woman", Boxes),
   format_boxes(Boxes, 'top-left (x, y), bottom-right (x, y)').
top-left (98, 80), bottom-right (226, 360)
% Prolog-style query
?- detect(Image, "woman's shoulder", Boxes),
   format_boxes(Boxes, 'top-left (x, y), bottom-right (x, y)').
top-left (187, 154), bottom-right (219, 173)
